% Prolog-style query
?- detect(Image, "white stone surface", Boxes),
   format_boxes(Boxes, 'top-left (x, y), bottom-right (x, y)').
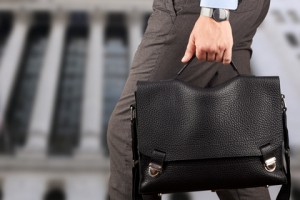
top-left (0, 11), bottom-right (31, 122)
top-left (66, 175), bottom-right (108, 200)
top-left (3, 174), bottom-right (46, 200)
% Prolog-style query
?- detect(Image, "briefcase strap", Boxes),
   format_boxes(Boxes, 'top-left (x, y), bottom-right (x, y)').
top-left (276, 103), bottom-right (291, 200)
top-left (131, 105), bottom-right (143, 200)
top-left (130, 92), bottom-right (291, 200)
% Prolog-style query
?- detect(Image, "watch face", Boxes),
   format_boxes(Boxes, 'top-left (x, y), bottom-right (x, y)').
top-left (213, 9), bottom-right (228, 22)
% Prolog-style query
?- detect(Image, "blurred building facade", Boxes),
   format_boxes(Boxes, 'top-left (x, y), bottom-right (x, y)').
top-left (0, 0), bottom-right (152, 200)
top-left (251, 0), bottom-right (300, 199)
top-left (0, 0), bottom-right (299, 200)
top-left (252, 0), bottom-right (300, 148)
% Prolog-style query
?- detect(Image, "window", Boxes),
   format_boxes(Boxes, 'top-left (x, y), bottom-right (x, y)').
top-left (143, 13), bottom-right (151, 33)
top-left (105, 14), bottom-right (127, 45)
top-left (0, 12), bottom-right (13, 64)
top-left (49, 13), bottom-right (88, 155)
top-left (286, 33), bottom-right (299, 47)
top-left (102, 14), bottom-right (129, 156)
top-left (102, 40), bottom-right (128, 156)
top-left (2, 13), bottom-right (49, 153)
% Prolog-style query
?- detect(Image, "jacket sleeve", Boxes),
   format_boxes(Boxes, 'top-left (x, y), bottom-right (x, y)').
top-left (200, 0), bottom-right (238, 10)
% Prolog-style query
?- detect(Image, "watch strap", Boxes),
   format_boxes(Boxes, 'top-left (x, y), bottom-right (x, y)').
top-left (200, 7), bottom-right (230, 22)
top-left (200, 7), bottom-right (214, 18)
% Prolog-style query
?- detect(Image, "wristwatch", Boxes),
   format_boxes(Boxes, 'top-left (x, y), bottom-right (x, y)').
top-left (200, 7), bottom-right (230, 22)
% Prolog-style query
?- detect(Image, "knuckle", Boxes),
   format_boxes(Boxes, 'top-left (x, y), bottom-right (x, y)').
top-left (223, 58), bottom-right (231, 64)
top-left (207, 47), bottom-right (216, 53)
top-left (218, 45), bottom-right (225, 51)
top-left (197, 46), bottom-right (205, 52)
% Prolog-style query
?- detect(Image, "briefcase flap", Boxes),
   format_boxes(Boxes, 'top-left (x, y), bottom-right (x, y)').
top-left (135, 76), bottom-right (284, 162)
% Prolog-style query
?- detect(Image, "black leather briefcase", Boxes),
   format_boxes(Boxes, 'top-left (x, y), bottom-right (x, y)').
top-left (131, 58), bottom-right (291, 200)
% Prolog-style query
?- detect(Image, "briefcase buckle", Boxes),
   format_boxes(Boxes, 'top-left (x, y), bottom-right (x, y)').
top-left (264, 157), bottom-right (276, 172)
top-left (148, 163), bottom-right (162, 177)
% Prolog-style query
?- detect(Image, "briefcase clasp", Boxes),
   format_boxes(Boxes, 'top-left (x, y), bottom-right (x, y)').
top-left (149, 163), bottom-right (162, 177)
top-left (264, 157), bottom-right (276, 172)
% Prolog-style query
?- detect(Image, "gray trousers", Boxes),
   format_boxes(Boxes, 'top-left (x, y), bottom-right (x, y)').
top-left (107, 0), bottom-right (271, 199)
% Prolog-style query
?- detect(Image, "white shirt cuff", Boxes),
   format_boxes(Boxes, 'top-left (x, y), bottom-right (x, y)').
top-left (200, 0), bottom-right (238, 10)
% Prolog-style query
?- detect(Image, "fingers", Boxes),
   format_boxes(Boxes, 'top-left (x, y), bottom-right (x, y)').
top-left (196, 46), bottom-right (221, 62)
top-left (186, 46), bottom-right (229, 63)
top-left (182, 34), bottom-right (233, 64)
top-left (195, 46), bottom-right (207, 61)
top-left (206, 48), bottom-right (217, 62)
top-left (181, 36), bottom-right (196, 63)
top-left (204, 52), bottom-right (215, 62)
top-left (195, 43), bottom-right (232, 63)
top-left (215, 46), bottom-right (225, 62)
top-left (223, 47), bottom-right (232, 64)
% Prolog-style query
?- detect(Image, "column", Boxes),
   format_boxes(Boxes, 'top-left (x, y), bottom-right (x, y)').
top-left (19, 11), bottom-right (68, 157)
top-left (127, 12), bottom-right (143, 63)
top-left (76, 11), bottom-right (106, 158)
top-left (0, 10), bottom-right (31, 124)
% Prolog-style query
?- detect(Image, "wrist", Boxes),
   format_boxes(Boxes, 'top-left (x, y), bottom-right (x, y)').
top-left (200, 7), bottom-right (230, 22)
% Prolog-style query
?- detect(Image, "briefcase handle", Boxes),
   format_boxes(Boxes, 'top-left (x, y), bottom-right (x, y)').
top-left (176, 55), bottom-right (240, 78)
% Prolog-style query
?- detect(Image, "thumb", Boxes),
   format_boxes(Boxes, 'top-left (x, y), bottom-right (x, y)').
top-left (181, 36), bottom-right (196, 63)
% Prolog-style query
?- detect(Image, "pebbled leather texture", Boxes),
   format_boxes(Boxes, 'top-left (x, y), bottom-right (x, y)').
top-left (134, 75), bottom-right (287, 194)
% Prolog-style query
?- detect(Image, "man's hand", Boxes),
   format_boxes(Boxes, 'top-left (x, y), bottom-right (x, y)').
top-left (181, 16), bottom-right (233, 64)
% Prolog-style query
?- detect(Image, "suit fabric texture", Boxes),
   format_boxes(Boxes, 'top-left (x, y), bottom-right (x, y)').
top-left (107, 0), bottom-right (272, 199)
